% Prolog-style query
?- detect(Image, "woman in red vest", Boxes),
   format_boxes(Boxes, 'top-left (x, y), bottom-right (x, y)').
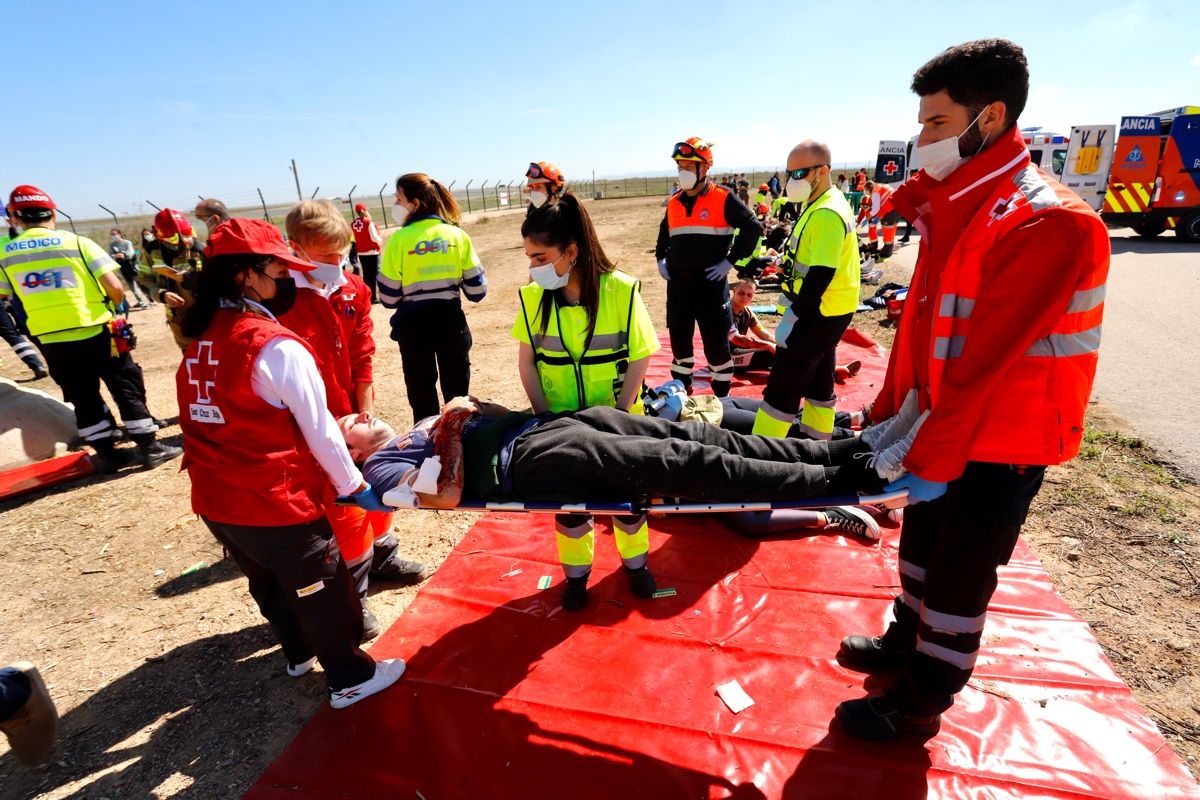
top-left (175, 218), bottom-right (404, 709)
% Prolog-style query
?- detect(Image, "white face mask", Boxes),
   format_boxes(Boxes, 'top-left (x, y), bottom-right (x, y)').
top-left (308, 259), bottom-right (344, 286)
top-left (917, 107), bottom-right (989, 181)
top-left (785, 177), bottom-right (812, 203)
top-left (391, 202), bottom-right (410, 226)
top-left (677, 168), bottom-right (698, 191)
top-left (529, 190), bottom-right (549, 208)
top-left (529, 253), bottom-right (570, 290)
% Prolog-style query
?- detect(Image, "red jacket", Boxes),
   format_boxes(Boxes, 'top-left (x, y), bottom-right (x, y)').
top-left (328, 273), bottom-right (375, 396)
top-left (873, 127), bottom-right (1110, 481)
top-left (277, 286), bottom-right (355, 418)
top-left (177, 309), bottom-right (331, 525)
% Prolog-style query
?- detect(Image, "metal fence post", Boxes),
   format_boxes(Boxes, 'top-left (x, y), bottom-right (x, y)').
top-left (145, 200), bottom-right (161, 211)
top-left (257, 188), bottom-right (272, 223)
top-left (377, 183), bottom-right (388, 228)
top-left (345, 184), bottom-right (356, 212)
top-left (465, 179), bottom-right (474, 213)
top-left (481, 180), bottom-right (490, 212)
top-left (310, 186), bottom-right (320, 199)
top-left (98, 204), bottom-right (118, 229)
top-left (58, 210), bottom-right (77, 235)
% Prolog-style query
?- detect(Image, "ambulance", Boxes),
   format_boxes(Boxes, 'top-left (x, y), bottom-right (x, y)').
top-left (1057, 106), bottom-right (1200, 241)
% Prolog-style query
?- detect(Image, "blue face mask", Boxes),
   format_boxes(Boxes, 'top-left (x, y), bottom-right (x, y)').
top-left (529, 252), bottom-right (570, 290)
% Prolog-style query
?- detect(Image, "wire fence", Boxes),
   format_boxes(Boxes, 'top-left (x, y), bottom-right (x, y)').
top-left (54, 163), bottom-right (872, 245)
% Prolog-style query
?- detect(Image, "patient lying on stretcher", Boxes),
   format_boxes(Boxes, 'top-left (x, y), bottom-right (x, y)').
top-left (339, 393), bottom-right (925, 512)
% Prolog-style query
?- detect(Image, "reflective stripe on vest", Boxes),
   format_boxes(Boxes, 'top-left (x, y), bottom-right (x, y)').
top-left (666, 184), bottom-right (733, 238)
top-left (0, 230), bottom-right (112, 337)
top-left (780, 188), bottom-right (860, 317)
top-left (383, 218), bottom-right (471, 304)
top-left (519, 272), bottom-right (641, 413)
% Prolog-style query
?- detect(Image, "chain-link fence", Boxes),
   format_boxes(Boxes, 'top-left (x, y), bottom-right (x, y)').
top-left (53, 163), bottom-right (872, 244)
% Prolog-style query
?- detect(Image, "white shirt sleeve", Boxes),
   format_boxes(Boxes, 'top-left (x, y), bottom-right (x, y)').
top-left (369, 222), bottom-right (383, 247)
top-left (250, 336), bottom-right (363, 496)
top-left (870, 192), bottom-right (881, 216)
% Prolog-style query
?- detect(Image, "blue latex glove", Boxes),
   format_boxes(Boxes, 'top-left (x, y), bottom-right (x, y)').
top-left (884, 473), bottom-right (948, 506)
top-left (657, 258), bottom-right (670, 280)
top-left (349, 482), bottom-right (391, 512)
top-left (705, 258), bottom-right (734, 281)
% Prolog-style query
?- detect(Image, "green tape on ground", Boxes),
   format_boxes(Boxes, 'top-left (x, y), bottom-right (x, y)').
top-left (538, 575), bottom-right (552, 590)
top-left (652, 587), bottom-right (677, 599)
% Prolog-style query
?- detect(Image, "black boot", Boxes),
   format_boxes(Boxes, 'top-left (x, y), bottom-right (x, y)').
top-left (836, 693), bottom-right (941, 741)
top-left (90, 439), bottom-right (138, 474)
top-left (562, 573), bottom-right (590, 612)
top-left (837, 635), bottom-right (907, 672)
top-left (625, 565), bottom-right (657, 599)
top-left (136, 436), bottom-right (183, 469)
top-left (362, 606), bottom-right (382, 643)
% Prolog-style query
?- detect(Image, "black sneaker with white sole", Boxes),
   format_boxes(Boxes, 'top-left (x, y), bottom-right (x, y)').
top-left (824, 507), bottom-right (881, 541)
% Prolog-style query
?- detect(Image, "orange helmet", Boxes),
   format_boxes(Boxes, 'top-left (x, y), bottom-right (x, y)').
top-left (526, 161), bottom-right (565, 190)
top-left (756, 202), bottom-right (769, 216)
top-left (671, 137), bottom-right (714, 165)
top-left (759, 183), bottom-right (769, 192)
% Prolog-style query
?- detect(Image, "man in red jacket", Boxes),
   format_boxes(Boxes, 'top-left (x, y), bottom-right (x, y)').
top-left (834, 39), bottom-right (1110, 741)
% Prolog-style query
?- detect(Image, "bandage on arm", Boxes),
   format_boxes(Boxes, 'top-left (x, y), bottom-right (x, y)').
top-left (417, 406), bottom-right (471, 509)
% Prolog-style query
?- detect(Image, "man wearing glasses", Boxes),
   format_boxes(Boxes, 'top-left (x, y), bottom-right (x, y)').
top-left (751, 141), bottom-right (860, 440)
top-left (655, 137), bottom-right (761, 397)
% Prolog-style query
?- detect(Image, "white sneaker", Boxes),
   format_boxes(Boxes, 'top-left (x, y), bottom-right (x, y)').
top-left (824, 506), bottom-right (882, 541)
top-left (860, 389), bottom-right (921, 452)
top-left (870, 410), bottom-right (931, 482)
top-left (287, 656), bottom-right (317, 678)
top-left (329, 658), bottom-right (406, 709)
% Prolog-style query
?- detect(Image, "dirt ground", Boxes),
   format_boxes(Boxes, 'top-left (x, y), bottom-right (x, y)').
top-left (1, 196), bottom-right (1197, 798)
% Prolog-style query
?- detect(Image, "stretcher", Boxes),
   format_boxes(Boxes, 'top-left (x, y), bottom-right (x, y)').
top-left (377, 488), bottom-right (908, 514)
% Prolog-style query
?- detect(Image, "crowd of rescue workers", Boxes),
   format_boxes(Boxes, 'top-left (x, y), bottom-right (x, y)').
top-left (0, 38), bottom-right (1112, 752)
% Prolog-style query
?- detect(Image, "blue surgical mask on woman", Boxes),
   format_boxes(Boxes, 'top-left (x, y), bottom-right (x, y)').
top-left (529, 252), bottom-right (570, 291)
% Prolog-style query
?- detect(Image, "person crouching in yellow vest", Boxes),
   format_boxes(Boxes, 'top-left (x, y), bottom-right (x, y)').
top-left (752, 141), bottom-right (860, 440)
top-left (511, 193), bottom-right (660, 611)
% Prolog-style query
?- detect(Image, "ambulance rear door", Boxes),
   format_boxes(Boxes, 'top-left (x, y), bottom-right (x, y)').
top-left (1104, 116), bottom-right (1161, 216)
top-left (874, 141), bottom-right (906, 186)
top-left (1061, 125), bottom-right (1116, 211)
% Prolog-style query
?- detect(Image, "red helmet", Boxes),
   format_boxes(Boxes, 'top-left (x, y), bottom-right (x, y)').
top-left (759, 183), bottom-right (770, 192)
top-left (8, 184), bottom-right (56, 211)
top-left (526, 161), bottom-right (565, 190)
top-left (354, 203), bottom-right (368, 214)
top-left (153, 208), bottom-right (195, 240)
top-left (671, 137), bottom-right (714, 165)
top-left (756, 202), bottom-right (769, 216)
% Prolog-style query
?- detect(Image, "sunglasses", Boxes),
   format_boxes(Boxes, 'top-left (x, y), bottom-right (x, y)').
top-left (786, 164), bottom-right (828, 181)
top-left (671, 141), bottom-right (709, 159)
top-left (526, 162), bottom-right (555, 180)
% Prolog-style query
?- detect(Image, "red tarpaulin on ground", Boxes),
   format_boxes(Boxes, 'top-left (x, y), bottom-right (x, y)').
top-left (250, 330), bottom-right (1200, 799)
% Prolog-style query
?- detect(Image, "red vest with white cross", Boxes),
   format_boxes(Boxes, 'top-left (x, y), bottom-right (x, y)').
top-left (176, 308), bottom-right (331, 525)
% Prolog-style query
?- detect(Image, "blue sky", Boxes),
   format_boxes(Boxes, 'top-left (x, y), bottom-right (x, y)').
top-left (14, 0), bottom-right (1199, 217)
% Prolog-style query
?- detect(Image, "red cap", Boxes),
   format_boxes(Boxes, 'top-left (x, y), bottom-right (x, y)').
top-left (204, 218), bottom-right (315, 272)
top-left (9, 185), bottom-right (56, 211)
top-left (153, 208), bottom-right (195, 240)
top-left (354, 203), bottom-right (368, 214)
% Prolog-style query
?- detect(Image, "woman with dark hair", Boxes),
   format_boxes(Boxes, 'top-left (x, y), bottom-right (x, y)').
top-left (511, 192), bottom-right (660, 611)
top-left (377, 173), bottom-right (488, 422)
top-left (176, 218), bottom-right (404, 709)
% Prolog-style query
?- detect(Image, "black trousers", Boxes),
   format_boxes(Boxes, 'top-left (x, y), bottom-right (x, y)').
top-left (392, 304), bottom-right (472, 422)
top-left (509, 406), bottom-right (841, 502)
top-left (359, 254), bottom-right (380, 304)
top-left (0, 302), bottom-right (44, 372)
top-left (882, 462), bottom-right (1047, 714)
top-left (666, 277), bottom-right (733, 396)
top-left (760, 311), bottom-right (852, 422)
top-left (204, 516), bottom-right (375, 691)
top-left (39, 329), bottom-right (155, 443)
